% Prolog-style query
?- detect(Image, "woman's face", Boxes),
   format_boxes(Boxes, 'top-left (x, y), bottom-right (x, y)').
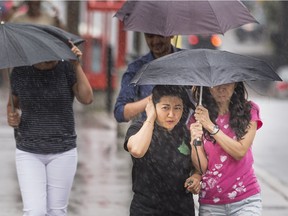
top-left (209, 83), bottom-right (236, 104)
top-left (155, 96), bottom-right (183, 131)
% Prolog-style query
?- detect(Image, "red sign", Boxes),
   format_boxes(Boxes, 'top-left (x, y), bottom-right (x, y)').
top-left (87, 0), bottom-right (125, 11)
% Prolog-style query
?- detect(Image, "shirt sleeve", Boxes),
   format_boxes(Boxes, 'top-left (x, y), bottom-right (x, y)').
top-left (113, 62), bottom-right (141, 123)
top-left (250, 101), bottom-right (263, 129)
top-left (10, 66), bottom-right (26, 96)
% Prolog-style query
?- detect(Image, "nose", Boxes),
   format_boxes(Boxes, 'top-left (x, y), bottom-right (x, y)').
top-left (168, 109), bottom-right (175, 117)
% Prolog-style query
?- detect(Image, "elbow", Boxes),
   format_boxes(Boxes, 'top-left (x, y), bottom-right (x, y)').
top-left (83, 97), bottom-right (93, 105)
top-left (114, 113), bottom-right (125, 123)
top-left (199, 162), bottom-right (208, 174)
top-left (233, 151), bottom-right (246, 161)
top-left (114, 108), bottom-right (129, 123)
top-left (128, 145), bottom-right (146, 158)
top-left (78, 91), bottom-right (94, 105)
top-left (79, 97), bottom-right (93, 105)
top-left (129, 148), bottom-right (145, 158)
top-left (202, 163), bottom-right (208, 173)
top-left (234, 155), bottom-right (245, 161)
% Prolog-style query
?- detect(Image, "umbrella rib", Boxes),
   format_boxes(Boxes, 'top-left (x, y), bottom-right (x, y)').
top-left (1, 25), bottom-right (14, 68)
top-left (206, 1), bottom-right (223, 34)
top-left (0, 22), bottom-right (78, 69)
top-left (202, 50), bottom-right (213, 86)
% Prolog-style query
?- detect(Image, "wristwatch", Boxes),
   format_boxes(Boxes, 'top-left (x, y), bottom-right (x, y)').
top-left (210, 125), bottom-right (219, 136)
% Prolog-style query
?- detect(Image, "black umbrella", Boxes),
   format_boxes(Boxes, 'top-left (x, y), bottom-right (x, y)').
top-left (131, 49), bottom-right (282, 145)
top-left (21, 23), bottom-right (85, 47)
top-left (131, 49), bottom-right (282, 105)
top-left (0, 21), bottom-right (82, 69)
top-left (131, 49), bottom-right (282, 87)
top-left (0, 21), bottom-right (85, 111)
top-left (115, 0), bottom-right (257, 36)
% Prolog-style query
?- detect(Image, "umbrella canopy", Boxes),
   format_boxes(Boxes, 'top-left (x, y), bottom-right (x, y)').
top-left (22, 23), bottom-right (85, 47)
top-left (0, 22), bottom-right (82, 69)
top-left (115, 0), bottom-right (258, 36)
top-left (131, 49), bottom-right (282, 87)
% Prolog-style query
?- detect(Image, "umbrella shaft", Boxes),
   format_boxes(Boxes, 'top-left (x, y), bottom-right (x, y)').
top-left (199, 86), bottom-right (203, 105)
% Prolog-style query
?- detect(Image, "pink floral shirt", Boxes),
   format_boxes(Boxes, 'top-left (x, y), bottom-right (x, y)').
top-left (190, 101), bottom-right (262, 205)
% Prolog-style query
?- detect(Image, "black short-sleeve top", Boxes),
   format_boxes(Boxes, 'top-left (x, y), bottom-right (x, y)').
top-left (10, 60), bottom-right (77, 154)
top-left (124, 121), bottom-right (195, 215)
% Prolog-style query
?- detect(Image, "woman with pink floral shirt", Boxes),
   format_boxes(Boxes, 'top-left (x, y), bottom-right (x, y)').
top-left (189, 82), bottom-right (262, 216)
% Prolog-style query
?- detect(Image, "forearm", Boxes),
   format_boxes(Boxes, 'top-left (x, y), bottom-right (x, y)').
top-left (7, 95), bottom-right (21, 127)
top-left (123, 96), bottom-right (149, 121)
top-left (73, 63), bottom-right (93, 104)
top-left (212, 122), bottom-right (256, 160)
top-left (7, 95), bottom-right (20, 112)
top-left (212, 131), bottom-right (251, 160)
top-left (127, 120), bottom-right (154, 158)
top-left (191, 144), bottom-right (207, 174)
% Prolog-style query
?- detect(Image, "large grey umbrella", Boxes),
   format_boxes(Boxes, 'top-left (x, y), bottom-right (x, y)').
top-left (131, 49), bottom-right (282, 87)
top-left (0, 21), bottom-right (85, 111)
top-left (131, 48), bottom-right (283, 146)
top-left (115, 0), bottom-right (257, 36)
top-left (131, 49), bottom-right (282, 146)
top-left (21, 23), bottom-right (85, 47)
top-left (0, 21), bottom-right (83, 70)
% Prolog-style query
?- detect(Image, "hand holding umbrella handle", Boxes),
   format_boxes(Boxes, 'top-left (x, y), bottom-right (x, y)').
top-left (193, 137), bottom-right (202, 146)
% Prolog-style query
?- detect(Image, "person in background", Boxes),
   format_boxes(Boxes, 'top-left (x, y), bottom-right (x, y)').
top-left (114, 33), bottom-right (181, 123)
top-left (7, 42), bottom-right (93, 216)
top-left (189, 82), bottom-right (262, 215)
top-left (0, 0), bottom-right (65, 88)
top-left (9, 0), bottom-right (64, 28)
top-left (124, 85), bottom-right (206, 216)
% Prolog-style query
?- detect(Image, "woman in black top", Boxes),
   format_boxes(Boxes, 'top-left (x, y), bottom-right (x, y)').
top-left (124, 85), bottom-right (206, 216)
top-left (7, 43), bottom-right (93, 215)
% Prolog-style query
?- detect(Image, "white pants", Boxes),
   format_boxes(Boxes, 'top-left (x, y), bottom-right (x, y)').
top-left (16, 148), bottom-right (78, 216)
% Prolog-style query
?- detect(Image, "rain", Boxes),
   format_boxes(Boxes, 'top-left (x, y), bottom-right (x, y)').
top-left (0, 1), bottom-right (288, 216)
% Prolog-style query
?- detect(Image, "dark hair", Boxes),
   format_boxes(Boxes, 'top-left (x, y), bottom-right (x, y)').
top-left (192, 82), bottom-right (251, 141)
top-left (152, 85), bottom-right (194, 125)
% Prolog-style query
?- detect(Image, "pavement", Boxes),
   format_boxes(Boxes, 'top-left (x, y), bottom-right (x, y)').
top-left (0, 89), bottom-right (288, 215)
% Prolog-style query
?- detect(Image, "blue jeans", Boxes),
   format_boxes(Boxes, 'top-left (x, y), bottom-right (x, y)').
top-left (199, 193), bottom-right (262, 216)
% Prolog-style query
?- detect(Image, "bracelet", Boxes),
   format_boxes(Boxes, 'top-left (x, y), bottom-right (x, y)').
top-left (210, 125), bottom-right (220, 136)
top-left (144, 120), bottom-right (153, 125)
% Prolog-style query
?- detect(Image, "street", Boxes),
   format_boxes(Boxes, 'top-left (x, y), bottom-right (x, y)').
top-left (0, 88), bottom-right (132, 216)
top-left (253, 96), bottom-right (288, 184)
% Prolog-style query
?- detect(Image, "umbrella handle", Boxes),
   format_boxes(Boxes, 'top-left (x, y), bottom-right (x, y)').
top-left (10, 94), bottom-right (15, 112)
top-left (193, 138), bottom-right (202, 146)
top-left (7, 69), bottom-right (15, 112)
top-left (199, 86), bottom-right (203, 106)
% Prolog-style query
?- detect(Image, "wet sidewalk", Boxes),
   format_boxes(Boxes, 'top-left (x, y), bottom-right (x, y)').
top-left (1, 96), bottom-right (288, 215)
